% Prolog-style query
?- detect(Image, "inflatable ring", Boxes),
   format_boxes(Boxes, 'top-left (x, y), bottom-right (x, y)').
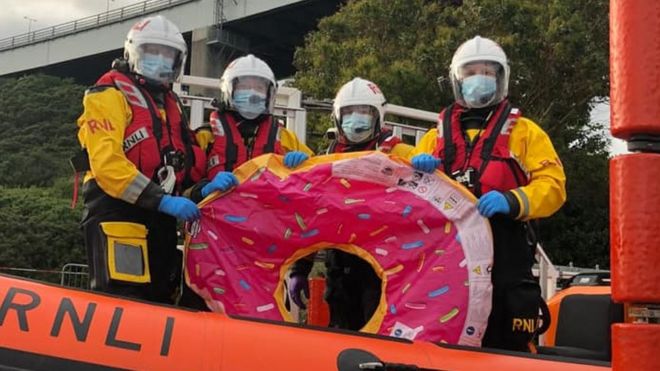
top-left (185, 152), bottom-right (493, 345)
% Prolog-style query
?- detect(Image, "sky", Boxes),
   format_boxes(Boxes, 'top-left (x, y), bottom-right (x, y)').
top-left (590, 101), bottom-right (628, 156)
top-left (1, 1), bottom-right (628, 155)
top-left (0, 0), bottom-right (143, 39)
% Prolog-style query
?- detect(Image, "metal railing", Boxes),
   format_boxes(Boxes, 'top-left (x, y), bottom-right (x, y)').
top-left (174, 75), bottom-right (438, 146)
top-left (0, 0), bottom-right (196, 52)
top-left (60, 263), bottom-right (90, 289)
top-left (534, 244), bottom-right (560, 301)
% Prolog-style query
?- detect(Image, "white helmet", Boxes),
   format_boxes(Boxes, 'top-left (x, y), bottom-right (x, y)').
top-left (332, 77), bottom-right (386, 144)
top-left (219, 54), bottom-right (277, 119)
top-left (449, 36), bottom-right (509, 108)
top-left (124, 15), bottom-right (187, 86)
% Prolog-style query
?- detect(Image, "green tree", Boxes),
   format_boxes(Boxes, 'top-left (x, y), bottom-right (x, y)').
top-left (541, 122), bottom-right (610, 268)
top-left (294, 0), bottom-right (610, 267)
top-left (0, 75), bottom-right (85, 282)
top-left (0, 74), bottom-right (84, 187)
top-left (0, 186), bottom-right (84, 282)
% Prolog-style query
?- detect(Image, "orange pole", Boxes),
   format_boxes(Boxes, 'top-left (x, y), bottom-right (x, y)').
top-left (610, 1), bottom-right (660, 370)
top-left (306, 277), bottom-right (330, 327)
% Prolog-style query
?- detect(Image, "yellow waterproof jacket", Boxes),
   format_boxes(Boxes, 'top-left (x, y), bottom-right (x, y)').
top-left (413, 116), bottom-right (566, 220)
top-left (390, 142), bottom-right (415, 159)
top-left (77, 86), bottom-right (164, 209)
top-left (280, 128), bottom-right (315, 155)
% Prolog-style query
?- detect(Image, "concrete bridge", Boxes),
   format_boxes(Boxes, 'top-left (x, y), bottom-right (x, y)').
top-left (0, 0), bottom-right (342, 83)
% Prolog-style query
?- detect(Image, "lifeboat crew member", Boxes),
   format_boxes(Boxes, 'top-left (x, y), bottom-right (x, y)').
top-left (288, 77), bottom-right (413, 330)
top-left (411, 36), bottom-right (566, 351)
top-left (75, 16), bottom-right (236, 304)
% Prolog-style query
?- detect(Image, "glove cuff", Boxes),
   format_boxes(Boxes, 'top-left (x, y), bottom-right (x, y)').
top-left (136, 181), bottom-right (166, 211)
top-left (503, 190), bottom-right (521, 219)
top-left (185, 179), bottom-right (210, 203)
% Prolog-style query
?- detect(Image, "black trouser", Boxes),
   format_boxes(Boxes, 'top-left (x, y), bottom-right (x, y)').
top-left (324, 249), bottom-right (381, 331)
top-left (481, 216), bottom-right (542, 352)
top-left (178, 279), bottom-right (210, 310)
top-left (82, 188), bottom-right (181, 305)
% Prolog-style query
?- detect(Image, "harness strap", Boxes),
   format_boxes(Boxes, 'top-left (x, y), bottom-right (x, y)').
top-left (71, 172), bottom-right (80, 209)
top-left (326, 140), bottom-right (337, 155)
top-left (263, 117), bottom-right (278, 154)
top-left (173, 94), bottom-right (195, 187)
top-left (480, 102), bottom-right (513, 162)
top-left (139, 87), bottom-right (164, 156)
top-left (537, 298), bottom-right (552, 335)
top-left (474, 102), bottom-right (513, 196)
top-left (442, 105), bottom-right (456, 175)
top-left (217, 114), bottom-right (238, 171)
top-left (376, 129), bottom-right (393, 146)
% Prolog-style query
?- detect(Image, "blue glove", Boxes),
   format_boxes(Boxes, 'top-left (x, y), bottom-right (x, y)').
top-left (201, 171), bottom-right (239, 198)
top-left (158, 195), bottom-right (201, 222)
top-left (284, 151), bottom-right (309, 168)
top-left (411, 154), bottom-right (442, 173)
top-left (476, 191), bottom-right (511, 217)
top-left (288, 274), bottom-right (309, 309)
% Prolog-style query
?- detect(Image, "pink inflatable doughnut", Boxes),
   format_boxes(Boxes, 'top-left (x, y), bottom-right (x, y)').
top-left (185, 152), bottom-right (493, 345)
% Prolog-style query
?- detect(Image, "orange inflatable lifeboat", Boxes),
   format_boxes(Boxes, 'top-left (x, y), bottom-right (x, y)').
top-left (0, 274), bottom-right (610, 370)
top-left (0, 153), bottom-right (612, 370)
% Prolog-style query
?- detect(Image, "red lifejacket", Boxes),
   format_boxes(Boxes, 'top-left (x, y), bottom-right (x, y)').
top-left (328, 129), bottom-right (402, 154)
top-left (433, 100), bottom-right (528, 196)
top-left (206, 111), bottom-right (284, 178)
top-left (96, 71), bottom-right (206, 190)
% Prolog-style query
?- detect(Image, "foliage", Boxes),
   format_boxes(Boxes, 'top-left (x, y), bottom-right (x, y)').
top-left (306, 111), bottom-right (335, 154)
top-left (294, 0), bottom-right (610, 267)
top-left (0, 74), bottom-right (85, 282)
top-left (0, 74), bottom-right (84, 187)
top-left (541, 122), bottom-right (610, 268)
top-left (0, 186), bottom-right (84, 282)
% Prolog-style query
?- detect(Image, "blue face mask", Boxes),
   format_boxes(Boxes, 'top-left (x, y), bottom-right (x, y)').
top-left (232, 89), bottom-right (267, 120)
top-left (138, 54), bottom-right (175, 84)
top-left (461, 75), bottom-right (497, 108)
top-left (341, 113), bottom-right (375, 143)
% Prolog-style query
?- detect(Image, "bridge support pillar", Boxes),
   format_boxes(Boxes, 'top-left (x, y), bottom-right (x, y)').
top-left (189, 26), bottom-right (250, 96)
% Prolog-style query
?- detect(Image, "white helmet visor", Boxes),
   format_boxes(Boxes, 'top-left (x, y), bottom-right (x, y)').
top-left (338, 104), bottom-right (379, 144)
top-left (452, 60), bottom-right (506, 109)
top-left (133, 43), bottom-right (182, 84)
top-left (230, 76), bottom-right (273, 119)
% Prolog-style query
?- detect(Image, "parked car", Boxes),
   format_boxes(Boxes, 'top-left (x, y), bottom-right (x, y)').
top-left (563, 271), bottom-right (610, 289)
